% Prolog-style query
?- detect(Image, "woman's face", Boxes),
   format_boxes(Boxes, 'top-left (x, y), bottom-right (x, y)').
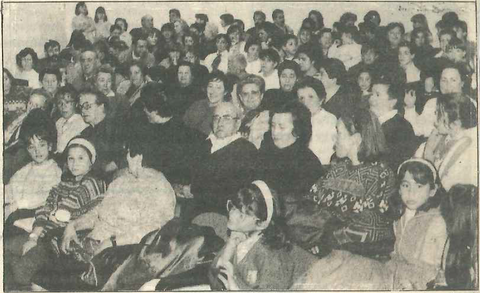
top-left (42, 73), bottom-right (59, 95)
top-left (183, 52), bottom-right (198, 64)
top-left (271, 113), bottom-right (297, 149)
top-left (96, 12), bottom-right (105, 21)
top-left (130, 65), bottom-right (144, 87)
top-left (299, 29), bottom-right (311, 44)
top-left (279, 68), bottom-right (297, 92)
top-left (207, 80), bottom-right (226, 104)
top-left (58, 93), bottom-right (76, 120)
top-left (412, 20), bottom-right (423, 30)
top-left (178, 65), bottom-right (193, 87)
top-left (247, 44), bottom-right (260, 60)
top-left (297, 53), bottom-right (314, 72)
top-left (4, 74), bottom-right (12, 93)
top-left (440, 68), bottom-right (463, 94)
top-left (174, 21), bottom-right (183, 34)
top-left (298, 86), bottom-right (322, 114)
top-left (115, 20), bottom-right (126, 32)
top-left (357, 72), bottom-right (372, 92)
top-left (239, 83), bottom-right (263, 111)
top-left (21, 54), bottom-right (34, 71)
top-left (398, 46), bottom-right (414, 66)
top-left (216, 37), bottom-right (228, 52)
top-left (27, 136), bottom-right (51, 164)
top-left (424, 77), bottom-right (435, 93)
top-left (147, 33), bottom-right (158, 46)
top-left (414, 31), bottom-right (426, 47)
top-left (227, 200), bottom-right (259, 232)
top-left (334, 119), bottom-right (354, 159)
top-left (400, 171), bottom-right (434, 211)
top-left (388, 26), bottom-right (403, 48)
top-left (95, 72), bottom-right (112, 95)
top-left (319, 32), bottom-right (333, 49)
top-left (67, 146), bottom-right (93, 179)
top-left (229, 31), bottom-right (241, 46)
top-left (79, 4), bottom-right (88, 15)
top-left (309, 13), bottom-right (318, 24)
top-left (258, 29), bottom-right (269, 42)
top-left (184, 36), bottom-right (194, 47)
top-left (260, 58), bottom-right (277, 75)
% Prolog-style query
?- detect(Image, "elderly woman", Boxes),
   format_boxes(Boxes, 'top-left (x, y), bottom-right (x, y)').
top-left (235, 74), bottom-right (265, 116)
top-left (204, 34), bottom-right (231, 74)
top-left (15, 47), bottom-right (41, 89)
top-left (262, 60), bottom-right (300, 110)
top-left (184, 71), bottom-right (232, 135)
top-left (287, 108), bottom-right (396, 257)
top-left (257, 101), bottom-right (324, 198)
top-left (166, 61), bottom-right (203, 116)
top-left (415, 93), bottom-right (477, 191)
top-left (296, 77), bottom-right (337, 165)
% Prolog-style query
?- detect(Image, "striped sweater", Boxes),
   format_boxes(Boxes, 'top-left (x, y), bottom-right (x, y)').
top-left (33, 175), bottom-right (106, 236)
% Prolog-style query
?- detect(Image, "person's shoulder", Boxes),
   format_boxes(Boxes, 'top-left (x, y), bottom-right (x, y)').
top-left (80, 175), bottom-right (106, 189)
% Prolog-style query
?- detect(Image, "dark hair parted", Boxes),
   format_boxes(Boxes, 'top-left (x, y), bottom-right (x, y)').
top-left (296, 76), bottom-right (326, 102)
top-left (277, 60), bottom-right (301, 78)
top-left (141, 82), bottom-right (172, 117)
top-left (56, 84), bottom-right (79, 104)
top-left (320, 58), bottom-right (347, 85)
top-left (436, 93), bottom-right (477, 129)
top-left (441, 184), bottom-right (478, 290)
top-left (272, 101), bottom-right (312, 147)
top-left (20, 108), bottom-right (57, 148)
top-left (39, 67), bottom-right (61, 83)
top-left (231, 183), bottom-right (291, 250)
top-left (74, 2), bottom-right (87, 16)
top-left (94, 6), bottom-right (107, 23)
top-left (341, 108), bottom-right (387, 163)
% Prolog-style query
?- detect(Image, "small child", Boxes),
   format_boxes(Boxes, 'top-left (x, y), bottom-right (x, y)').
top-left (387, 158), bottom-right (447, 290)
top-left (259, 49), bottom-right (280, 90)
top-left (298, 27), bottom-right (312, 46)
top-left (5, 126), bottom-right (62, 232)
top-left (209, 181), bottom-right (295, 290)
top-left (244, 40), bottom-right (262, 75)
top-left (281, 34), bottom-right (298, 61)
top-left (328, 25), bottom-right (361, 70)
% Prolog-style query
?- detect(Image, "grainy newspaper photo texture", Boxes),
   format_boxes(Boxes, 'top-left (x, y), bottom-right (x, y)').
top-left (2, 0), bottom-right (478, 291)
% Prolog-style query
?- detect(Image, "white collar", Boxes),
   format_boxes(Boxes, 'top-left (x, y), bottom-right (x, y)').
top-left (207, 132), bottom-right (242, 153)
top-left (378, 109), bottom-right (398, 125)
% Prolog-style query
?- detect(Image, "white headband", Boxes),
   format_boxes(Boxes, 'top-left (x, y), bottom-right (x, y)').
top-left (397, 158), bottom-right (437, 182)
top-left (252, 180), bottom-right (274, 226)
top-left (67, 138), bottom-right (97, 165)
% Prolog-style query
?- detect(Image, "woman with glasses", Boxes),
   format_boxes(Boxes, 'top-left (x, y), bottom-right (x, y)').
top-left (55, 85), bottom-right (88, 154)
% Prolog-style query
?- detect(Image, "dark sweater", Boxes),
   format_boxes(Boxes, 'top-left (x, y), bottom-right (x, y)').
top-left (323, 86), bottom-right (355, 119)
top-left (261, 89), bottom-right (297, 111)
top-left (381, 114), bottom-right (418, 171)
top-left (190, 138), bottom-right (258, 214)
top-left (257, 140), bottom-right (324, 198)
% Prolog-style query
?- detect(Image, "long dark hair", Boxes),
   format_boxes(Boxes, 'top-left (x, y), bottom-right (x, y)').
top-left (230, 183), bottom-right (291, 250)
top-left (441, 184), bottom-right (478, 289)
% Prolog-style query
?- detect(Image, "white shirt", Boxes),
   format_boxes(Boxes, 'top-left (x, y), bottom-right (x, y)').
top-left (404, 63), bottom-right (421, 83)
top-left (404, 98), bottom-right (437, 137)
top-left (377, 109), bottom-right (398, 125)
top-left (246, 59), bottom-right (262, 75)
top-left (328, 43), bottom-right (362, 70)
top-left (309, 109), bottom-right (337, 164)
top-left (56, 113), bottom-right (89, 153)
top-left (204, 51), bottom-right (230, 74)
top-left (208, 132), bottom-right (242, 154)
top-left (262, 69), bottom-right (280, 90)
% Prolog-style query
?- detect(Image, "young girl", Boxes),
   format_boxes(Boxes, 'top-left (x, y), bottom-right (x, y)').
top-left (72, 2), bottom-right (96, 43)
top-left (387, 158), bottom-right (448, 290)
top-left (355, 67), bottom-right (373, 109)
top-left (259, 49), bottom-right (280, 90)
top-left (94, 7), bottom-right (111, 41)
top-left (244, 40), bottom-right (261, 75)
top-left (209, 181), bottom-right (295, 290)
top-left (5, 138), bottom-right (106, 289)
top-left (5, 125), bottom-right (62, 233)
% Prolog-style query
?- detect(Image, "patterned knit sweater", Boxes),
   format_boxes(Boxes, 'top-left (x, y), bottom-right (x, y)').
top-left (305, 160), bottom-right (396, 244)
top-left (33, 175), bottom-right (106, 236)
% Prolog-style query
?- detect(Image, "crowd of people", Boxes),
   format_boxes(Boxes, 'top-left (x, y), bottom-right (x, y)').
top-left (3, 2), bottom-right (478, 291)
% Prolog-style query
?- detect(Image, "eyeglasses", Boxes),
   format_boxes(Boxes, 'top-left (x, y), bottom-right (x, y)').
top-left (79, 102), bottom-right (96, 111)
top-left (213, 115), bottom-right (239, 123)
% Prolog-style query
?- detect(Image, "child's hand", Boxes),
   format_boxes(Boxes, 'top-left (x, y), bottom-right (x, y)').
top-left (61, 223), bottom-right (80, 254)
top-left (218, 261), bottom-right (240, 290)
top-left (404, 90), bottom-right (416, 109)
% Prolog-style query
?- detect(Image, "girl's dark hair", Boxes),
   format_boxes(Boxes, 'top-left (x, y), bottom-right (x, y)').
top-left (141, 82), bottom-right (172, 118)
top-left (75, 2), bottom-right (87, 16)
top-left (244, 37), bottom-right (261, 53)
top-left (16, 47), bottom-right (39, 69)
top-left (441, 184), bottom-right (478, 289)
top-left (320, 58), bottom-right (347, 85)
top-left (341, 108), bottom-right (387, 163)
top-left (271, 101), bottom-right (312, 147)
top-left (56, 84), bottom-right (79, 104)
top-left (411, 28), bottom-right (431, 46)
top-left (94, 6), bottom-right (107, 23)
top-left (114, 18), bottom-right (128, 31)
top-left (277, 60), bottom-right (301, 78)
top-left (20, 108), bottom-right (57, 149)
top-left (232, 183), bottom-right (291, 250)
top-left (397, 160), bottom-right (444, 214)
top-left (215, 34), bottom-right (231, 50)
top-left (386, 22), bottom-right (406, 35)
top-left (437, 93), bottom-right (477, 129)
top-left (206, 71), bottom-right (232, 95)
top-left (308, 10), bottom-right (324, 30)
top-left (296, 76), bottom-right (326, 102)
top-left (398, 41), bottom-right (417, 56)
